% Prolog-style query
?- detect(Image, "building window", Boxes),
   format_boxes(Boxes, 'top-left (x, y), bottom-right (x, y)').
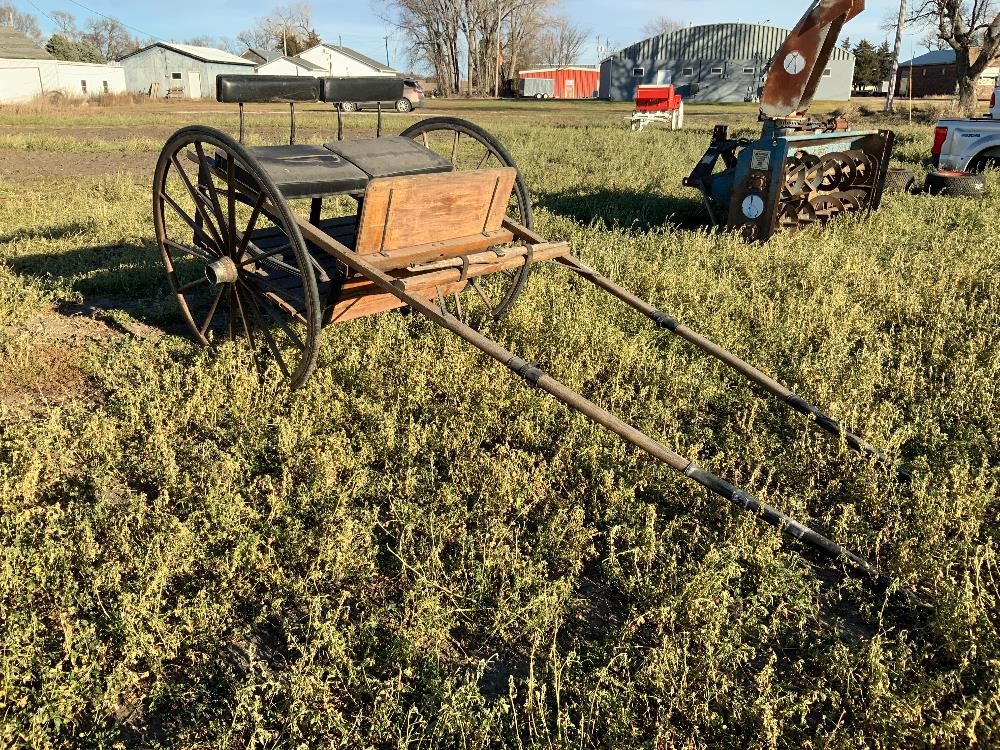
top-left (171, 72), bottom-right (182, 81)
top-left (823, 68), bottom-right (831, 77)
top-left (710, 66), bottom-right (724, 76)
top-left (632, 67), bottom-right (645, 77)
top-left (80, 80), bottom-right (87, 93)
top-left (743, 66), bottom-right (755, 74)
top-left (681, 66), bottom-right (694, 75)
top-left (102, 80), bottom-right (109, 93)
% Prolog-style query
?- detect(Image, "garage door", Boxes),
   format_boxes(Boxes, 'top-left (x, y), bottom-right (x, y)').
top-left (0, 67), bottom-right (43, 103)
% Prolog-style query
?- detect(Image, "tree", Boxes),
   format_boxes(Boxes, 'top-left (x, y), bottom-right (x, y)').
top-left (641, 16), bottom-right (682, 38)
top-left (237, 3), bottom-right (314, 56)
top-left (536, 16), bottom-right (588, 66)
top-left (378, 0), bottom-right (557, 97)
top-left (50, 10), bottom-right (79, 40)
top-left (852, 39), bottom-right (881, 89)
top-left (45, 33), bottom-right (106, 62)
top-left (910, 0), bottom-right (1000, 113)
top-left (81, 17), bottom-right (140, 60)
top-left (0, 3), bottom-right (43, 44)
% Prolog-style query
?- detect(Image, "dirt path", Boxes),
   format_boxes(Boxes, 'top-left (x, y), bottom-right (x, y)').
top-left (0, 149), bottom-right (158, 183)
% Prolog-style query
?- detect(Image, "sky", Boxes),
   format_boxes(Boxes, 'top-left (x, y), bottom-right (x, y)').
top-left (17, 0), bottom-right (922, 70)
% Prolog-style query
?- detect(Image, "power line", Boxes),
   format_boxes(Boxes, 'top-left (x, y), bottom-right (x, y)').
top-left (62, 0), bottom-right (163, 41)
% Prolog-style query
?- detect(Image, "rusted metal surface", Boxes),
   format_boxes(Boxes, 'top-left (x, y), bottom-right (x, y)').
top-left (760, 0), bottom-right (864, 118)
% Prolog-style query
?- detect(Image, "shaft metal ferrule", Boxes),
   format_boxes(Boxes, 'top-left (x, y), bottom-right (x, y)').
top-left (507, 356), bottom-right (544, 386)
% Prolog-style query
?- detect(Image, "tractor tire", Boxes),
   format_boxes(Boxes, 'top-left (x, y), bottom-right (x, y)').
top-left (883, 168), bottom-right (915, 194)
top-left (923, 170), bottom-right (986, 197)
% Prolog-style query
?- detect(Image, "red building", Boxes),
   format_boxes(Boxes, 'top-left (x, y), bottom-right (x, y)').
top-left (519, 66), bottom-right (599, 98)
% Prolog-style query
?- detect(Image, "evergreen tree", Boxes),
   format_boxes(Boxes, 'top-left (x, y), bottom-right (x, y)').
top-left (852, 40), bottom-right (880, 90)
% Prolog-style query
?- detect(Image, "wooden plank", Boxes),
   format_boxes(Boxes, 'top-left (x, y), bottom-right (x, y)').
top-left (368, 229), bottom-right (515, 270)
top-left (396, 242), bottom-right (569, 292)
top-left (328, 282), bottom-right (466, 324)
top-left (355, 168), bottom-right (516, 255)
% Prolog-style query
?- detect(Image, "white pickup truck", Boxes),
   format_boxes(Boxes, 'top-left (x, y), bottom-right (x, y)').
top-left (931, 87), bottom-right (1000, 171)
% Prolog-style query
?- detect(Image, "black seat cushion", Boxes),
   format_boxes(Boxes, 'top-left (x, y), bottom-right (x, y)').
top-left (323, 136), bottom-right (453, 179)
top-left (238, 145), bottom-right (370, 198)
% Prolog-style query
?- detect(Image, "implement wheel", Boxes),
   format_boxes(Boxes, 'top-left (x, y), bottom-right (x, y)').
top-left (400, 116), bottom-right (534, 320)
top-left (152, 125), bottom-right (322, 388)
top-left (883, 168), bottom-right (916, 194)
top-left (924, 170), bottom-right (986, 197)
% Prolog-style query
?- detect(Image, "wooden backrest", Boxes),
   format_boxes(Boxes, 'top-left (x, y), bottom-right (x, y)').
top-left (354, 167), bottom-right (517, 255)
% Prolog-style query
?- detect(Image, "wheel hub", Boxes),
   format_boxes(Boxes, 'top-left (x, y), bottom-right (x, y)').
top-left (205, 256), bottom-right (239, 285)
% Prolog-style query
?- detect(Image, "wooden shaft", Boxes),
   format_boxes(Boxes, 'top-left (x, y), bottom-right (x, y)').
top-left (294, 216), bottom-right (878, 576)
top-left (557, 254), bottom-right (909, 482)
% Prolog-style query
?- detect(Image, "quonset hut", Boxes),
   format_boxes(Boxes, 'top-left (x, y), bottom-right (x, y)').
top-left (599, 22), bottom-right (854, 103)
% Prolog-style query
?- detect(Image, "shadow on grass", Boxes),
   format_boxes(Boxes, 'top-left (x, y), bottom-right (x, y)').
top-left (535, 187), bottom-right (710, 231)
top-left (8, 237), bottom-right (186, 329)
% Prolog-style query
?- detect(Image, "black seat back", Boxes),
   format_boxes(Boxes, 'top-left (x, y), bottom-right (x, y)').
top-left (320, 76), bottom-right (403, 103)
top-left (216, 74), bottom-right (320, 103)
top-left (216, 74), bottom-right (320, 145)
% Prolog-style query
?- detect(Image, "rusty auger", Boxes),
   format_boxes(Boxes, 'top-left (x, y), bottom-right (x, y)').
top-left (557, 254), bottom-right (911, 484)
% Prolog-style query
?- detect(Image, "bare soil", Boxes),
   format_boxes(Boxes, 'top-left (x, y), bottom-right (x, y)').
top-left (0, 149), bottom-right (158, 183)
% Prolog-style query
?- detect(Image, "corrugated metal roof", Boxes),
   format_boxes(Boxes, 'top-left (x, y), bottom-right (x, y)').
top-left (287, 55), bottom-right (324, 71)
top-left (248, 47), bottom-right (281, 63)
top-left (900, 50), bottom-right (955, 66)
top-left (0, 26), bottom-right (53, 60)
top-left (612, 23), bottom-right (854, 63)
top-left (121, 42), bottom-right (255, 65)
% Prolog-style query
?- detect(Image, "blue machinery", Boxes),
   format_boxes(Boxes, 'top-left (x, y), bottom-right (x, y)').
top-left (685, 0), bottom-right (895, 241)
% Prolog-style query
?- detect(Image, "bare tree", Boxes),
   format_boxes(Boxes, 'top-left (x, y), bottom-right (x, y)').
top-left (536, 16), bottom-right (588, 66)
top-left (378, 0), bottom-right (556, 96)
top-left (0, 3), bottom-right (43, 44)
top-left (81, 17), bottom-right (140, 61)
top-left (50, 10), bottom-right (80, 40)
top-left (910, 0), bottom-right (1000, 112)
top-left (238, 3), bottom-right (313, 56)
top-left (641, 16), bottom-right (682, 39)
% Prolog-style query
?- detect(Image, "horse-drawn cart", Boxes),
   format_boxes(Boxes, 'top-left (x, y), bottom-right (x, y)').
top-left (151, 75), bottom-right (905, 576)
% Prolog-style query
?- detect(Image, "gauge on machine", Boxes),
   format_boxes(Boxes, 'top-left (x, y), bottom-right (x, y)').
top-left (741, 193), bottom-right (765, 220)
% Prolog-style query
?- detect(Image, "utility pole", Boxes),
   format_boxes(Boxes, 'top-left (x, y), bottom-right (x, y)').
top-left (885, 0), bottom-right (907, 111)
top-left (384, 35), bottom-right (390, 67)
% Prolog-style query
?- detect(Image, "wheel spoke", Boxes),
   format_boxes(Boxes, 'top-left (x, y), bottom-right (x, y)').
top-left (177, 276), bottom-right (209, 294)
top-left (161, 194), bottom-right (223, 256)
top-left (232, 284), bottom-right (254, 344)
top-left (450, 130), bottom-right (460, 164)
top-left (240, 284), bottom-right (291, 377)
top-left (240, 242), bottom-right (293, 266)
top-left (420, 131), bottom-right (429, 148)
top-left (194, 142), bottom-right (229, 249)
top-left (242, 279), bottom-right (306, 350)
top-left (170, 154), bottom-right (226, 251)
top-left (476, 148), bottom-right (493, 169)
top-left (471, 278), bottom-right (496, 310)
top-left (244, 241), bottom-right (303, 278)
top-left (198, 285), bottom-right (226, 337)
top-left (226, 156), bottom-right (237, 253)
top-left (165, 237), bottom-right (215, 264)
top-left (235, 190), bottom-right (267, 259)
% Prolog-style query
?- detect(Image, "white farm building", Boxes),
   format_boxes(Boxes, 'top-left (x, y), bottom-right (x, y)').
top-left (0, 27), bottom-right (125, 103)
top-left (295, 44), bottom-right (399, 77)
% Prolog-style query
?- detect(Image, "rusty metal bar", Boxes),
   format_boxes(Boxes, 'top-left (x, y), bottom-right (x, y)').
top-left (293, 215), bottom-right (879, 578)
top-left (556, 253), bottom-right (910, 482)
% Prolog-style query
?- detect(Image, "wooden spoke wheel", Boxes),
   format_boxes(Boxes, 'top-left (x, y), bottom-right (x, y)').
top-left (152, 125), bottom-right (322, 388)
top-left (400, 116), bottom-right (534, 321)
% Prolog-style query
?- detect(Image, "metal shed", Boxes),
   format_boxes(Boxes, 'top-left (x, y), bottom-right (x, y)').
top-left (519, 66), bottom-right (600, 98)
top-left (599, 23), bottom-right (854, 103)
top-left (120, 43), bottom-right (255, 98)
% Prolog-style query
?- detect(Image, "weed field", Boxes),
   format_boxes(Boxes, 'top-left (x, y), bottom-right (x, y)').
top-left (0, 98), bottom-right (997, 748)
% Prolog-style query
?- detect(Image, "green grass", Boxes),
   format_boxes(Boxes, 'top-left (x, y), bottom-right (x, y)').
top-left (0, 101), bottom-right (998, 748)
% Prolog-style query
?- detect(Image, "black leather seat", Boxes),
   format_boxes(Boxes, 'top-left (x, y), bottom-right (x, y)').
top-left (242, 145), bottom-right (370, 198)
top-left (323, 136), bottom-right (453, 179)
